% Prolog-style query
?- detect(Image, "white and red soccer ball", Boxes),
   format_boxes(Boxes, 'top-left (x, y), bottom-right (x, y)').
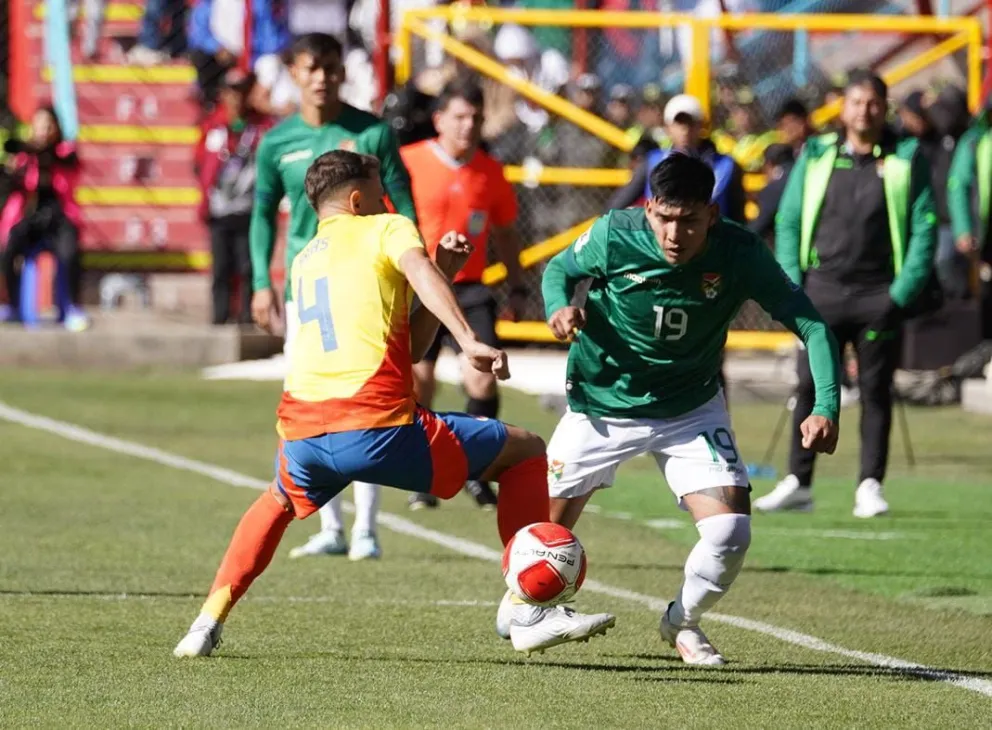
top-left (502, 522), bottom-right (587, 606)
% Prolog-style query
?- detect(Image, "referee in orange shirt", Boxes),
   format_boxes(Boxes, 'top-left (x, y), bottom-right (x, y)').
top-left (401, 78), bottom-right (528, 510)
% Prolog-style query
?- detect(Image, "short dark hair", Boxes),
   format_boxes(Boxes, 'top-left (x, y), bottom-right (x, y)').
top-left (290, 33), bottom-right (343, 63)
top-left (435, 77), bottom-right (485, 113)
top-left (647, 153), bottom-right (715, 207)
top-left (845, 69), bottom-right (887, 100)
top-left (304, 150), bottom-right (380, 211)
top-left (776, 98), bottom-right (808, 121)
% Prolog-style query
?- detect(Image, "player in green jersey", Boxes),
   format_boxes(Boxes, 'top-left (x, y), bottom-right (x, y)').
top-left (248, 33), bottom-right (417, 563)
top-left (538, 154), bottom-right (841, 665)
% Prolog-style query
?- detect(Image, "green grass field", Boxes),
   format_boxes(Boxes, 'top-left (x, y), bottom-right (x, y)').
top-left (1, 369), bottom-right (991, 728)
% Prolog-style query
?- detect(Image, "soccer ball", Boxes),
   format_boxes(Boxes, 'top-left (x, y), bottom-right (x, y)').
top-left (502, 522), bottom-right (587, 606)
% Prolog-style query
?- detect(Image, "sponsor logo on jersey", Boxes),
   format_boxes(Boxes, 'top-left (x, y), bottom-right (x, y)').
top-left (574, 228), bottom-right (591, 253)
top-left (702, 273), bottom-right (722, 299)
top-left (548, 459), bottom-right (566, 481)
top-left (338, 139), bottom-right (356, 151)
top-left (467, 210), bottom-right (488, 237)
top-left (279, 149), bottom-right (314, 166)
top-left (623, 272), bottom-right (647, 284)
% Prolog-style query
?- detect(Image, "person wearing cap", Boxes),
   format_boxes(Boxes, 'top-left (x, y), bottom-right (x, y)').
top-left (606, 94), bottom-right (746, 224)
top-left (755, 70), bottom-right (938, 519)
top-left (194, 68), bottom-right (270, 325)
top-left (606, 84), bottom-right (635, 131)
top-left (946, 94), bottom-right (992, 319)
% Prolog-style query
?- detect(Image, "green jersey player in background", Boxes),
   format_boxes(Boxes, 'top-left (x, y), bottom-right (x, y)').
top-left (248, 33), bottom-right (417, 563)
top-left (539, 154), bottom-right (841, 666)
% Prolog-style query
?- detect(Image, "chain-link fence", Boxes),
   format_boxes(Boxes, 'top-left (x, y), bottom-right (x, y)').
top-left (400, 6), bottom-right (978, 333)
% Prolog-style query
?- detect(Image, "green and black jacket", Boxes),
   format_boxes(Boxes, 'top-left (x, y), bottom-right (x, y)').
top-left (947, 110), bottom-right (992, 248)
top-left (775, 132), bottom-right (937, 309)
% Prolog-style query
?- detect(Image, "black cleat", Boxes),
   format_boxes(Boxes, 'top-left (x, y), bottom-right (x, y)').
top-left (408, 493), bottom-right (439, 511)
top-left (465, 480), bottom-right (498, 510)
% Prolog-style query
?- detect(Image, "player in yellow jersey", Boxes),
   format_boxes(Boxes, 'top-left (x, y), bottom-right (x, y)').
top-left (173, 151), bottom-right (615, 658)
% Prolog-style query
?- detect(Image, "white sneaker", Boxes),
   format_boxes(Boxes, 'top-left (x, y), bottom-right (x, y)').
top-left (495, 589), bottom-right (513, 640)
top-left (752, 474), bottom-right (813, 513)
top-left (659, 603), bottom-right (725, 666)
top-left (288, 530), bottom-right (348, 558)
top-left (126, 45), bottom-right (168, 66)
top-left (348, 531), bottom-right (381, 561)
top-left (509, 603), bottom-right (616, 656)
top-left (173, 615), bottom-right (223, 658)
top-left (853, 478), bottom-right (889, 518)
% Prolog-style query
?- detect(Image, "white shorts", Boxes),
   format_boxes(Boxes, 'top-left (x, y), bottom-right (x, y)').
top-left (546, 393), bottom-right (749, 507)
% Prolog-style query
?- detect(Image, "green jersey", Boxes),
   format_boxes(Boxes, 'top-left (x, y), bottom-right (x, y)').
top-left (542, 208), bottom-right (840, 421)
top-left (249, 106), bottom-right (417, 297)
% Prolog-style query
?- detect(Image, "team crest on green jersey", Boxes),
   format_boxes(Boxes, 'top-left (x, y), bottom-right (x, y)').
top-left (702, 273), bottom-right (722, 299)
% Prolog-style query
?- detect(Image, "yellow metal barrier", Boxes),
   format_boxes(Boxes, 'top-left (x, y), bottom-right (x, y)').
top-left (400, 10), bottom-right (983, 348)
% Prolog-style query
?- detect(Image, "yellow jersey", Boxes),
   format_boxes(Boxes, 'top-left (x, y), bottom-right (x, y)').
top-left (277, 213), bottom-right (425, 440)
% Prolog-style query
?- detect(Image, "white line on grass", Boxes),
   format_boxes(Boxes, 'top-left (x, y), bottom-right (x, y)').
top-left (1, 400), bottom-right (989, 699)
top-left (0, 591), bottom-right (497, 607)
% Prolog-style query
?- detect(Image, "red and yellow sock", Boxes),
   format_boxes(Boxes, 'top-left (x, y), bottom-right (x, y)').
top-left (201, 488), bottom-right (293, 622)
top-left (496, 455), bottom-right (550, 546)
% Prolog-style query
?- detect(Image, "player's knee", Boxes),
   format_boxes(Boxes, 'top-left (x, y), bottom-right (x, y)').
top-left (696, 513), bottom-right (752, 569)
top-left (513, 429), bottom-right (546, 462)
top-left (463, 369), bottom-right (498, 400)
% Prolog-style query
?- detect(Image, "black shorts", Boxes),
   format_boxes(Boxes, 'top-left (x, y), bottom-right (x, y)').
top-left (423, 282), bottom-right (498, 362)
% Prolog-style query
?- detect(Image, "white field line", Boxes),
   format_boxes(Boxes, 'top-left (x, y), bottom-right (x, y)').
top-left (0, 591), bottom-right (496, 607)
top-left (1, 400), bottom-right (989, 699)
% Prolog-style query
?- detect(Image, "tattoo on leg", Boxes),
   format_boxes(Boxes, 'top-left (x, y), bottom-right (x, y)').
top-left (694, 486), bottom-right (751, 514)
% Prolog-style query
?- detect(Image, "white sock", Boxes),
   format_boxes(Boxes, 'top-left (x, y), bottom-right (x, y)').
top-left (318, 496), bottom-right (344, 534)
top-left (352, 482), bottom-right (380, 536)
top-left (670, 513), bottom-right (751, 627)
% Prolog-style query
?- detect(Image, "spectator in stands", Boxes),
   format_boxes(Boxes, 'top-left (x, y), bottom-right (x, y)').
top-left (627, 85), bottom-right (666, 148)
top-left (757, 70), bottom-right (937, 519)
top-left (712, 99), bottom-right (777, 173)
top-left (948, 98), bottom-right (992, 336)
top-left (187, 0), bottom-right (291, 108)
top-left (0, 107), bottom-right (86, 330)
top-left (748, 142), bottom-right (794, 244)
top-left (552, 74), bottom-right (611, 229)
top-left (776, 98), bottom-right (812, 156)
top-left (195, 69), bottom-right (269, 325)
top-left (127, 0), bottom-right (188, 66)
top-left (252, 48), bottom-right (299, 118)
top-left (607, 94), bottom-right (746, 223)
top-left (605, 84), bottom-right (635, 132)
top-left (381, 84), bottom-right (437, 147)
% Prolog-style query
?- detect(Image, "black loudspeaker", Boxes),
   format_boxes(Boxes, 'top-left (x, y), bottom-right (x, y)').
top-left (901, 300), bottom-right (983, 371)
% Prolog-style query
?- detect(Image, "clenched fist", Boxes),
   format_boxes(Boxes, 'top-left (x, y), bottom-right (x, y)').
top-left (547, 305), bottom-right (587, 341)
top-left (434, 231), bottom-right (473, 280)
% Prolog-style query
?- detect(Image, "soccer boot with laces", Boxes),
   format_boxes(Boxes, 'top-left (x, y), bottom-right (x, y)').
top-left (659, 602), bottom-right (726, 666)
top-left (509, 602), bottom-right (616, 656)
top-left (173, 615), bottom-right (223, 658)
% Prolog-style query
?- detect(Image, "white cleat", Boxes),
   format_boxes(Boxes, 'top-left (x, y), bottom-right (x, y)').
top-left (509, 603), bottom-right (616, 656)
top-left (348, 531), bottom-right (382, 561)
top-left (289, 530), bottom-right (348, 558)
top-left (753, 474), bottom-right (814, 513)
top-left (853, 478), bottom-right (889, 518)
top-left (660, 603), bottom-right (725, 666)
top-left (495, 589), bottom-right (513, 640)
top-left (173, 616), bottom-right (223, 658)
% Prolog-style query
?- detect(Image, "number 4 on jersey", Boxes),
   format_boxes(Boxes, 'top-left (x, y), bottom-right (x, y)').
top-left (296, 276), bottom-right (338, 352)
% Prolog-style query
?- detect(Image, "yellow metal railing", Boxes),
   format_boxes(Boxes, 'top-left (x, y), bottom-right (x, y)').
top-left (401, 10), bottom-right (983, 347)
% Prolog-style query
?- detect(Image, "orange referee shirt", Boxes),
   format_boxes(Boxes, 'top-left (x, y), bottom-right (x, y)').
top-left (400, 139), bottom-right (517, 283)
